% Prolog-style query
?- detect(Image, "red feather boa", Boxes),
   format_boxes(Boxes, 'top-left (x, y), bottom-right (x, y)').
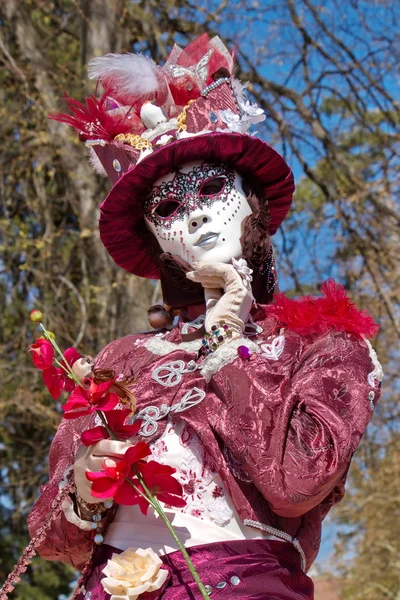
top-left (265, 279), bottom-right (379, 338)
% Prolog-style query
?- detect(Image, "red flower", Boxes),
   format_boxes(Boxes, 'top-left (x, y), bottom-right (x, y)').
top-left (81, 410), bottom-right (142, 446)
top-left (41, 347), bottom-right (83, 400)
top-left (29, 338), bottom-right (54, 370)
top-left (63, 347), bottom-right (82, 368)
top-left (125, 461), bottom-right (186, 515)
top-left (62, 380), bottom-right (119, 419)
top-left (42, 367), bottom-right (65, 400)
top-left (86, 443), bottom-right (152, 499)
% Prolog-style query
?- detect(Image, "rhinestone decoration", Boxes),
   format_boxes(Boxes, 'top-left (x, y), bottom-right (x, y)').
top-left (368, 391), bottom-right (375, 401)
top-left (209, 111), bottom-right (218, 123)
top-left (112, 159), bottom-right (121, 172)
top-left (231, 575), bottom-right (240, 585)
top-left (237, 345), bottom-right (251, 359)
top-left (216, 581), bottom-right (227, 589)
top-left (201, 77), bottom-right (231, 96)
top-left (94, 533), bottom-right (104, 544)
top-left (205, 584), bottom-right (213, 594)
top-left (85, 593), bottom-right (92, 600)
top-left (144, 163), bottom-right (235, 230)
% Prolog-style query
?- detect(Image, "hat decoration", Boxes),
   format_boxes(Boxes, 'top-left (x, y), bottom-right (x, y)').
top-left (50, 33), bottom-right (294, 281)
top-left (50, 33), bottom-right (266, 184)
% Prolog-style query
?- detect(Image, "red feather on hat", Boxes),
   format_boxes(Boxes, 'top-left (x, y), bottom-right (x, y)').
top-left (49, 92), bottom-right (144, 141)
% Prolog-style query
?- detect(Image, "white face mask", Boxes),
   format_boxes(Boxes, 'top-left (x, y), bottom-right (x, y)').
top-left (144, 161), bottom-right (252, 266)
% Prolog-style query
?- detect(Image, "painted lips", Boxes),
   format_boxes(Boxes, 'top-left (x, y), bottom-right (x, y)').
top-left (193, 232), bottom-right (220, 248)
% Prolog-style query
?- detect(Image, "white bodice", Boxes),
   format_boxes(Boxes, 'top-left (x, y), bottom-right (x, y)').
top-left (104, 418), bottom-right (278, 554)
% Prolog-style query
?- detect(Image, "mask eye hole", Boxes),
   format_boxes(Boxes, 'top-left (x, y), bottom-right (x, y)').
top-left (199, 176), bottom-right (226, 197)
top-left (154, 200), bottom-right (181, 218)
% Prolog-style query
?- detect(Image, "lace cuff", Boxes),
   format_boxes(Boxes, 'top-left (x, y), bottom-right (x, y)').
top-left (61, 495), bottom-right (93, 531)
top-left (200, 337), bottom-right (259, 382)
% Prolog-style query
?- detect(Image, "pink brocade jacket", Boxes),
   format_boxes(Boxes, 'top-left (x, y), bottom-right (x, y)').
top-left (27, 283), bottom-right (382, 572)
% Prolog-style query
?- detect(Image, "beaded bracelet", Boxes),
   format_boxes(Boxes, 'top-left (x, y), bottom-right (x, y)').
top-left (76, 495), bottom-right (113, 545)
top-left (197, 321), bottom-right (239, 358)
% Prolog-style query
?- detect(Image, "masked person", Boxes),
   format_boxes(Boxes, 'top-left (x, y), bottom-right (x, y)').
top-left (26, 35), bottom-right (382, 600)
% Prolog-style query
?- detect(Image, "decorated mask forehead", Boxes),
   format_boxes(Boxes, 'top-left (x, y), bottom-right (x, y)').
top-left (144, 163), bottom-right (235, 229)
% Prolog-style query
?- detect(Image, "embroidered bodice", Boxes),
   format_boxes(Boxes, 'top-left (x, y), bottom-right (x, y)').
top-left (105, 418), bottom-right (277, 554)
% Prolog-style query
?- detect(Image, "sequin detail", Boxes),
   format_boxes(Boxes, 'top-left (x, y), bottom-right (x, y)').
top-left (144, 163), bottom-right (235, 229)
top-left (112, 159), bottom-right (121, 172)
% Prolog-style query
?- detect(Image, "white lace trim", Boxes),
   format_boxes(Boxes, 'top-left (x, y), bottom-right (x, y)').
top-left (153, 422), bottom-right (234, 526)
top-left (244, 519), bottom-right (307, 572)
top-left (145, 336), bottom-right (203, 356)
top-left (200, 337), bottom-right (260, 382)
top-left (62, 496), bottom-right (93, 531)
top-left (365, 339), bottom-right (384, 387)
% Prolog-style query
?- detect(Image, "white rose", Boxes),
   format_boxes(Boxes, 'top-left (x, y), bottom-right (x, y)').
top-left (101, 547), bottom-right (168, 600)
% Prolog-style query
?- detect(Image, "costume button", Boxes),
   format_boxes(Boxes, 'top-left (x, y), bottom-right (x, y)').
top-left (94, 534), bottom-right (104, 544)
top-left (92, 513), bottom-right (102, 522)
top-left (205, 584), bottom-right (213, 594)
top-left (231, 575), bottom-right (240, 585)
top-left (369, 391), bottom-right (375, 401)
top-left (216, 581), bottom-right (227, 588)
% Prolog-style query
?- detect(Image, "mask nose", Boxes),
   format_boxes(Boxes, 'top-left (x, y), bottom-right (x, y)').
top-left (188, 214), bottom-right (212, 234)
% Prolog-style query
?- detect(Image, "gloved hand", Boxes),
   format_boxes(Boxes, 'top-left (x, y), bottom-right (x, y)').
top-left (73, 439), bottom-right (132, 504)
top-left (186, 261), bottom-right (253, 337)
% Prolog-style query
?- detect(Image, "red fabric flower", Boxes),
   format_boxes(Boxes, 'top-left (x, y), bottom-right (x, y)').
top-left (266, 279), bottom-right (379, 338)
top-left (42, 367), bottom-right (65, 400)
top-left (29, 338), bottom-right (54, 370)
top-left (86, 447), bottom-right (185, 514)
top-left (81, 410), bottom-right (142, 446)
top-left (133, 461), bottom-right (186, 515)
top-left (62, 380), bottom-right (119, 419)
top-left (63, 347), bottom-right (82, 368)
top-left (41, 347), bottom-right (82, 400)
top-left (86, 443), bottom-right (152, 499)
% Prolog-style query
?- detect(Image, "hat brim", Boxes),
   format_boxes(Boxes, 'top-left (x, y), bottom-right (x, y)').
top-left (99, 132), bottom-right (294, 279)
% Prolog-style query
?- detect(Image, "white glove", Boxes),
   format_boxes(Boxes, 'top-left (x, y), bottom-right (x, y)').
top-left (73, 439), bottom-right (131, 504)
top-left (186, 262), bottom-right (253, 336)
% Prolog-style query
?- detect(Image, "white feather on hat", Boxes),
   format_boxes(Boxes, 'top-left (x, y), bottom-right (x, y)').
top-left (88, 53), bottom-right (160, 102)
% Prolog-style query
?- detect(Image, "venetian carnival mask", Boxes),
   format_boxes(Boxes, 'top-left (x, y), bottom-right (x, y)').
top-left (144, 161), bottom-right (253, 266)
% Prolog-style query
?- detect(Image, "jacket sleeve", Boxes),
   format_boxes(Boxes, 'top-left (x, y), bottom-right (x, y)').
top-left (27, 414), bottom-right (95, 570)
top-left (211, 331), bottom-right (381, 518)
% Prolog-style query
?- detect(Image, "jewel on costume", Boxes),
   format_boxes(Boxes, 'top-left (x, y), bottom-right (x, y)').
top-left (237, 345), bottom-right (251, 359)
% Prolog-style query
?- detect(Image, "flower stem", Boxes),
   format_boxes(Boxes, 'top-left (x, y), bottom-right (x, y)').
top-left (96, 410), bottom-right (117, 441)
top-left (39, 323), bottom-right (83, 388)
top-left (133, 467), bottom-right (210, 599)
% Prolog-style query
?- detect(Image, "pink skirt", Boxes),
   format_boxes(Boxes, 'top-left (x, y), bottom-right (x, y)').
top-left (78, 539), bottom-right (314, 599)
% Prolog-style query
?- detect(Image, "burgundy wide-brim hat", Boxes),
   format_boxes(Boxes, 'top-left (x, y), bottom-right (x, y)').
top-left (99, 131), bottom-right (294, 279)
top-left (49, 33), bottom-right (294, 280)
